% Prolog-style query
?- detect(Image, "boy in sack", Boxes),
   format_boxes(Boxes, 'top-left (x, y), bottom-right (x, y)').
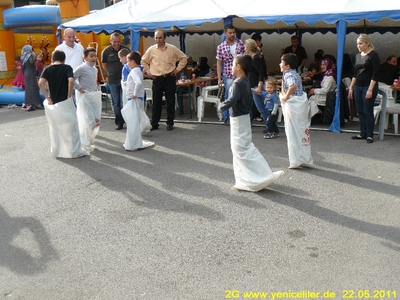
top-left (121, 51), bottom-right (154, 151)
top-left (74, 47), bottom-right (102, 152)
top-left (219, 54), bottom-right (283, 192)
top-left (280, 53), bottom-right (313, 168)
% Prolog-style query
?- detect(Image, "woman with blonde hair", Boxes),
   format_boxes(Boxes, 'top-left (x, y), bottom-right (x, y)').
top-left (245, 38), bottom-right (268, 131)
top-left (348, 34), bottom-right (380, 143)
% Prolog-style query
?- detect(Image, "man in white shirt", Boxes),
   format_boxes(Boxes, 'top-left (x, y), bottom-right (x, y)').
top-left (55, 28), bottom-right (84, 70)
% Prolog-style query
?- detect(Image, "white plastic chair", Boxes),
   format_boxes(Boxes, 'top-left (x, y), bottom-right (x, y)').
top-left (379, 83), bottom-right (399, 133)
top-left (143, 79), bottom-right (153, 108)
top-left (197, 85), bottom-right (223, 122)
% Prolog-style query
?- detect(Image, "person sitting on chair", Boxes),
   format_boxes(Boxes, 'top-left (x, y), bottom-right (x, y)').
top-left (308, 57), bottom-right (337, 121)
top-left (376, 55), bottom-right (399, 86)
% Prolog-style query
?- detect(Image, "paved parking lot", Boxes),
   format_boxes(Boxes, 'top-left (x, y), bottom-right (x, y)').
top-left (1, 105), bottom-right (399, 299)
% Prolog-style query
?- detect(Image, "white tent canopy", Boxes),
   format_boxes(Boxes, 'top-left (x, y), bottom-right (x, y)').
top-left (61, 0), bottom-right (400, 34)
top-left (60, 0), bottom-right (400, 133)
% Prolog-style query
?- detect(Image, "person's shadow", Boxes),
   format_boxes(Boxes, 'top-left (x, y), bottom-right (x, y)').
top-left (0, 205), bottom-right (59, 275)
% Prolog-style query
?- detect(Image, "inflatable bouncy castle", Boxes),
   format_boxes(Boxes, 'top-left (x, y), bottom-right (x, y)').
top-left (0, 0), bottom-right (113, 105)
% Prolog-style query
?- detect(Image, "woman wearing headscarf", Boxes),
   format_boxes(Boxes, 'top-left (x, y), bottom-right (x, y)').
top-left (348, 34), bottom-right (380, 143)
top-left (308, 57), bottom-right (336, 118)
top-left (21, 44), bottom-right (42, 111)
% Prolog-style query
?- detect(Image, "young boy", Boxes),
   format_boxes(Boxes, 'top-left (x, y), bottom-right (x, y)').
top-left (39, 50), bottom-right (88, 158)
top-left (73, 47), bottom-right (102, 152)
top-left (261, 79), bottom-right (280, 139)
top-left (119, 48), bottom-right (131, 83)
top-left (219, 54), bottom-right (283, 192)
top-left (280, 53), bottom-right (313, 168)
top-left (118, 48), bottom-right (131, 106)
top-left (121, 51), bottom-right (154, 151)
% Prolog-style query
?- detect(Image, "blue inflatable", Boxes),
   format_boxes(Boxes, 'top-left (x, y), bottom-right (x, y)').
top-left (0, 86), bottom-right (45, 105)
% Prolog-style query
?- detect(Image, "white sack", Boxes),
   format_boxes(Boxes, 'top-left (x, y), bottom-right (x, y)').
top-left (230, 114), bottom-right (283, 192)
top-left (76, 91), bottom-right (102, 151)
top-left (44, 97), bottom-right (88, 158)
top-left (121, 99), bottom-right (154, 151)
top-left (308, 95), bottom-right (320, 119)
top-left (281, 92), bottom-right (313, 168)
top-left (121, 81), bottom-right (128, 107)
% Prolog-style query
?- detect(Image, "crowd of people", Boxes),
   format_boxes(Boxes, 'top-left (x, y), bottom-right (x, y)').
top-left (9, 24), bottom-right (400, 191)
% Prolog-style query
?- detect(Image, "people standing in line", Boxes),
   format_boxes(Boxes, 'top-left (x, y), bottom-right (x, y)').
top-left (121, 51), bottom-right (154, 151)
top-left (244, 39), bottom-right (268, 129)
top-left (218, 54), bottom-right (283, 192)
top-left (101, 32), bottom-right (130, 130)
top-left (55, 28), bottom-right (84, 71)
top-left (282, 35), bottom-right (308, 72)
top-left (73, 47), bottom-right (102, 152)
top-left (21, 45), bottom-right (42, 111)
top-left (216, 24), bottom-right (245, 125)
top-left (348, 34), bottom-right (380, 144)
top-left (261, 79), bottom-right (280, 139)
top-left (280, 53), bottom-right (313, 169)
top-left (141, 27), bottom-right (187, 131)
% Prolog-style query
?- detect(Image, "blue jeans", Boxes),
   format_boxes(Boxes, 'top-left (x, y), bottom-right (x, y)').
top-left (109, 83), bottom-right (124, 126)
top-left (354, 84), bottom-right (378, 139)
top-left (252, 87), bottom-right (269, 128)
top-left (266, 109), bottom-right (279, 134)
top-left (176, 86), bottom-right (191, 112)
top-left (222, 77), bottom-right (234, 122)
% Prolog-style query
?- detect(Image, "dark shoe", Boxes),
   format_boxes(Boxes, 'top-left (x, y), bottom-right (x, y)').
top-left (167, 124), bottom-right (174, 131)
top-left (150, 125), bottom-right (159, 131)
top-left (366, 137), bottom-right (374, 143)
top-left (115, 124), bottom-right (123, 130)
top-left (223, 119), bottom-right (230, 126)
top-left (351, 135), bottom-right (366, 140)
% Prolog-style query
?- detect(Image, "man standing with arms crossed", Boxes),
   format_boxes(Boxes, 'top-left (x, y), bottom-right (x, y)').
top-left (141, 27), bottom-right (187, 131)
top-left (102, 32), bottom-right (130, 130)
top-left (216, 24), bottom-right (245, 125)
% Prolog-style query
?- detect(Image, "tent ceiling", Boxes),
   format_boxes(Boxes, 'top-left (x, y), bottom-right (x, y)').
top-left (59, 0), bottom-right (400, 35)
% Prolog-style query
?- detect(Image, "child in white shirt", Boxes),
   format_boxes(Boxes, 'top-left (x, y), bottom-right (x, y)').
top-left (121, 51), bottom-right (154, 151)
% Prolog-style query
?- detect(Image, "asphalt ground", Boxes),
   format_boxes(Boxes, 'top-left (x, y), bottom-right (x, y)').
top-left (1, 104), bottom-right (399, 299)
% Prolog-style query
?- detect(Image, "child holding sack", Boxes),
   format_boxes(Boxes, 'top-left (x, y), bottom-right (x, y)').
top-left (280, 53), bottom-right (313, 168)
top-left (219, 54), bottom-right (283, 192)
top-left (74, 47), bottom-right (102, 152)
top-left (39, 50), bottom-right (88, 158)
top-left (121, 51), bottom-right (154, 151)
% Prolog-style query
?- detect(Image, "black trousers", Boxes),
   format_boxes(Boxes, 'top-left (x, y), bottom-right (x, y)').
top-left (152, 75), bottom-right (176, 126)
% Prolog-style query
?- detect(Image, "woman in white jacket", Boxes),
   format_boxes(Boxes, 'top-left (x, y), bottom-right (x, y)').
top-left (308, 57), bottom-right (336, 117)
